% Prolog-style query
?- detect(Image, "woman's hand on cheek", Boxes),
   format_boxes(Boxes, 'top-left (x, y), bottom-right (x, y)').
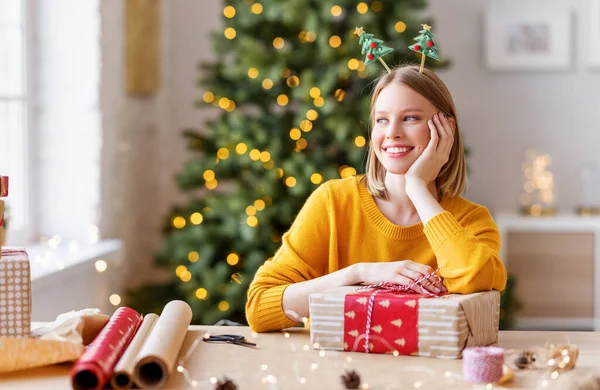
top-left (405, 112), bottom-right (455, 186)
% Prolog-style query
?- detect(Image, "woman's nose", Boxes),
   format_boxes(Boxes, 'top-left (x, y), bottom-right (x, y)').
top-left (385, 122), bottom-right (403, 139)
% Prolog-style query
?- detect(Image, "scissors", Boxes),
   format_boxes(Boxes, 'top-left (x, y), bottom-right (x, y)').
top-left (202, 334), bottom-right (258, 348)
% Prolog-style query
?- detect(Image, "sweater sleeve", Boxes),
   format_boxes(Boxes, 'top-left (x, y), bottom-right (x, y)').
top-left (422, 208), bottom-right (507, 294)
top-left (246, 183), bottom-right (332, 332)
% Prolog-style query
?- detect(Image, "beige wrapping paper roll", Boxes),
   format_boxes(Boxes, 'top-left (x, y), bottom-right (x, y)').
top-left (111, 313), bottom-right (159, 389)
top-left (133, 301), bottom-right (192, 388)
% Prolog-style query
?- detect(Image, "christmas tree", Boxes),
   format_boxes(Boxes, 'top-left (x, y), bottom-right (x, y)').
top-left (408, 23), bottom-right (440, 72)
top-left (128, 0), bottom-right (447, 325)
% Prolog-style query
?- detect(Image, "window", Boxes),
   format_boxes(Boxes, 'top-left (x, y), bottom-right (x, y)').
top-left (1, 1), bottom-right (101, 245)
top-left (0, 0), bottom-right (31, 244)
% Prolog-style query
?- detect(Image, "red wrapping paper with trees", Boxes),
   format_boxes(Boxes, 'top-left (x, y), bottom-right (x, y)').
top-left (343, 291), bottom-right (422, 354)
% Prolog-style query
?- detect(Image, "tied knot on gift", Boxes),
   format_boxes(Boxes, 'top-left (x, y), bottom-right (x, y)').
top-left (355, 268), bottom-right (444, 354)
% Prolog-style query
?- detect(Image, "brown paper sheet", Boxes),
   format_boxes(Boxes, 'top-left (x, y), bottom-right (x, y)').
top-left (0, 227), bottom-right (5, 247)
top-left (309, 287), bottom-right (500, 359)
top-left (0, 338), bottom-right (84, 373)
top-left (0, 310), bottom-right (109, 373)
top-left (133, 300), bottom-right (192, 388)
top-left (111, 313), bottom-right (159, 389)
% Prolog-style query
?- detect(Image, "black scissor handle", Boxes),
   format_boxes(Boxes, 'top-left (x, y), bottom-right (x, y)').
top-left (203, 334), bottom-right (257, 347)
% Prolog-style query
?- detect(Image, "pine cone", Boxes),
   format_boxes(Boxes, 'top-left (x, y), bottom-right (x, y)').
top-left (215, 377), bottom-right (237, 390)
top-left (514, 350), bottom-right (536, 369)
top-left (341, 369), bottom-right (361, 389)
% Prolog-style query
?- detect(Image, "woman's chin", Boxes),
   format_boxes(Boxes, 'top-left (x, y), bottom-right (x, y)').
top-left (384, 166), bottom-right (410, 175)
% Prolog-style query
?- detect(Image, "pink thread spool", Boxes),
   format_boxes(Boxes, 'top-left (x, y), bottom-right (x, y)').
top-left (463, 347), bottom-right (505, 383)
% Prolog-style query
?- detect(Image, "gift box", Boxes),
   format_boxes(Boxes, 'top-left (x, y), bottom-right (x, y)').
top-left (0, 247), bottom-right (31, 338)
top-left (0, 176), bottom-right (7, 197)
top-left (309, 286), bottom-right (500, 359)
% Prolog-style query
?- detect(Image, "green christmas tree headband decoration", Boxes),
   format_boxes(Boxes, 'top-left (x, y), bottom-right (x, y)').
top-left (408, 24), bottom-right (441, 73)
top-left (354, 27), bottom-right (393, 73)
top-left (354, 24), bottom-right (441, 74)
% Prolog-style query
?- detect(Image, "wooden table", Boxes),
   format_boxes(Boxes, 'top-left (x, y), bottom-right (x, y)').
top-left (1, 326), bottom-right (599, 389)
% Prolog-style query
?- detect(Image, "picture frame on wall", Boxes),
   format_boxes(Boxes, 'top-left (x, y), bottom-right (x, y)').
top-left (588, 0), bottom-right (600, 68)
top-left (484, 4), bottom-right (572, 71)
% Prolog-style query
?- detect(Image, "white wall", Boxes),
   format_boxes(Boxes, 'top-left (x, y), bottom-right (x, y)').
top-left (160, 0), bottom-right (221, 202)
top-left (428, 0), bottom-right (600, 213)
top-left (99, 0), bottom-right (163, 287)
top-left (99, 0), bottom-right (221, 287)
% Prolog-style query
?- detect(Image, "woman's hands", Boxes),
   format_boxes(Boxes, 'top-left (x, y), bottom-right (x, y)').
top-left (355, 260), bottom-right (446, 294)
top-left (405, 112), bottom-right (455, 186)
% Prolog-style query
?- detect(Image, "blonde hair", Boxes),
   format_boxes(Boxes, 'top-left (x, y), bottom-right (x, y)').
top-left (363, 65), bottom-right (467, 199)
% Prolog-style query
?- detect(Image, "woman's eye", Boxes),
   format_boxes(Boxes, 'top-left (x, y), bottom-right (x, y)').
top-left (376, 118), bottom-right (388, 124)
top-left (404, 116), bottom-right (419, 122)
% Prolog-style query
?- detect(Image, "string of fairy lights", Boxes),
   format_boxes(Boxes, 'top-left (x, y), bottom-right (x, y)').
top-left (173, 1), bottom-right (409, 310)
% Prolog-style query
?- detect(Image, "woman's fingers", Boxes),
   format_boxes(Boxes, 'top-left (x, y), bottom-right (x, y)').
top-left (397, 268), bottom-right (437, 294)
top-left (427, 119), bottom-right (439, 151)
top-left (397, 268), bottom-right (422, 281)
top-left (403, 262), bottom-right (444, 293)
top-left (392, 274), bottom-right (428, 294)
top-left (433, 113), bottom-right (453, 156)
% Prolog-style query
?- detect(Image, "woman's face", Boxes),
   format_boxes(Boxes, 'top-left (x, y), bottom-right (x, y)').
top-left (371, 82), bottom-right (438, 175)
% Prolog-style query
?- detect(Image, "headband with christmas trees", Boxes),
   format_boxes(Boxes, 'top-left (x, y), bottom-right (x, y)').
top-left (354, 24), bottom-right (441, 74)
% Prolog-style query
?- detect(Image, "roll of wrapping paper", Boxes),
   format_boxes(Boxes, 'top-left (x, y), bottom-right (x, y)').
top-left (71, 307), bottom-right (142, 390)
top-left (110, 313), bottom-right (159, 389)
top-left (134, 300), bottom-right (192, 389)
top-left (0, 176), bottom-right (7, 197)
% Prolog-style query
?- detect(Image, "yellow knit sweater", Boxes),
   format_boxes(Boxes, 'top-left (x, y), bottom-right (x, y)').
top-left (246, 176), bottom-right (507, 332)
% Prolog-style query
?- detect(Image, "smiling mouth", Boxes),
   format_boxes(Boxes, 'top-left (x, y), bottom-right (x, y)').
top-left (384, 146), bottom-right (414, 154)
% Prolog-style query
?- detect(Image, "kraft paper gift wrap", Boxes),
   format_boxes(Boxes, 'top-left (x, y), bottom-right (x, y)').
top-left (309, 286), bottom-right (500, 359)
top-left (0, 308), bottom-right (110, 373)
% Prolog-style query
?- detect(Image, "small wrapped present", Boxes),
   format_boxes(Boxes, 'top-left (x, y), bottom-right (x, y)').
top-left (309, 286), bottom-right (499, 359)
top-left (0, 176), bottom-right (7, 197)
top-left (0, 247), bottom-right (31, 338)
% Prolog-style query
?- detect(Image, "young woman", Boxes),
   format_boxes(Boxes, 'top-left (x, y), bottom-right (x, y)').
top-left (246, 65), bottom-right (507, 333)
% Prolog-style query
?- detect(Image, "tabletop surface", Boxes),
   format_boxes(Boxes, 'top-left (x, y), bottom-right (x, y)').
top-left (0, 326), bottom-right (599, 389)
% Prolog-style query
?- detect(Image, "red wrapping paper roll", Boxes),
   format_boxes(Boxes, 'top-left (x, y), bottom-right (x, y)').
top-left (71, 307), bottom-right (142, 390)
